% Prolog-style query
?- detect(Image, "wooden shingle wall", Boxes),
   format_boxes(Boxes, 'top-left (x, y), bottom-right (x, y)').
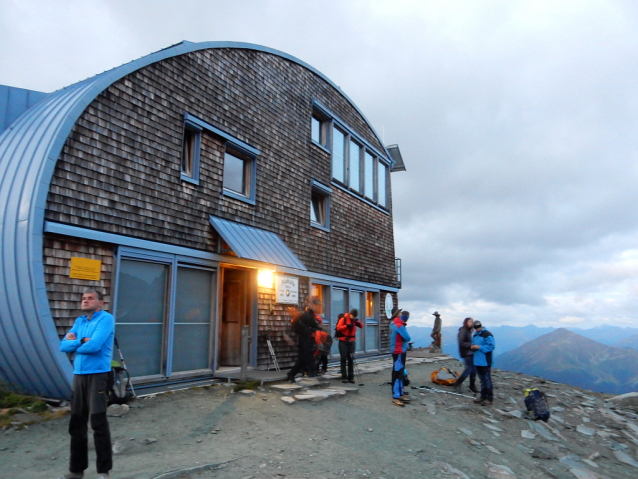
top-left (43, 234), bottom-right (114, 337)
top-left (255, 280), bottom-right (309, 369)
top-left (45, 48), bottom-right (398, 287)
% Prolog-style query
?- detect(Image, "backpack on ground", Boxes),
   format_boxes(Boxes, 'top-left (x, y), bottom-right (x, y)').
top-left (524, 388), bottom-right (550, 422)
top-left (430, 367), bottom-right (460, 386)
top-left (107, 360), bottom-right (133, 406)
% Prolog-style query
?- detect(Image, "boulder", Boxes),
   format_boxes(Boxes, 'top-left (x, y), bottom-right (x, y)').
top-left (606, 392), bottom-right (638, 412)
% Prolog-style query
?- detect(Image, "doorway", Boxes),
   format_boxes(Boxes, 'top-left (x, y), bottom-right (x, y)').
top-left (219, 267), bottom-right (251, 366)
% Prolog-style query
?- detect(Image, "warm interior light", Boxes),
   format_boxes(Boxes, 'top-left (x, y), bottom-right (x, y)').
top-left (258, 269), bottom-right (275, 288)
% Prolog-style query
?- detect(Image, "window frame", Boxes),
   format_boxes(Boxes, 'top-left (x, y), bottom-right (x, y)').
top-left (310, 180), bottom-right (331, 232)
top-left (311, 107), bottom-right (331, 151)
top-left (222, 144), bottom-right (257, 205)
top-left (180, 121), bottom-right (202, 185)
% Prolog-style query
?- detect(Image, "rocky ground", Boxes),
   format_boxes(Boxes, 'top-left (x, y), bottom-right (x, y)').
top-left (1, 356), bottom-right (638, 479)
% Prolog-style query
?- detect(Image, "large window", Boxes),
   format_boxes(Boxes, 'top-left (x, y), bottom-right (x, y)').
top-left (365, 292), bottom-right (379, 351)
top-left (350, 291), bottom-right (364, 352)
top-left (364, 151), bottom-right (375, 200)
top-left (331, 288), bottom-right (347, 355)
top-left (378, 162), bottom-right (388, 208)
top-left (115, 260), bottom-right (168, 378)
top-left (181, 122), bottom-right (202, 184)
top-left (115, 250), bottom-right (216, 379)
top-left (223, 146), bottom-right (256, 204)
top-left (332, 127), bottom-right (346, 183)
top-left (349, 140), bottom-right (361, 192)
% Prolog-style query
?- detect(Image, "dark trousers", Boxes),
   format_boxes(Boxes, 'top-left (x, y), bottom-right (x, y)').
top-left (391, 352), bottom-right (406, 398)
top-left (288, 337), bottom-right (316, 378)
top-left (456, 355), bottom-right (477, 388)
top-left (476, 365), bottom-right (493, 401)
top-left (316, 354), bottom-right (328, 373)
top-left (69, 373), bottom-right (112, 474)
top-left (339, 340), bottom-right (355, 380)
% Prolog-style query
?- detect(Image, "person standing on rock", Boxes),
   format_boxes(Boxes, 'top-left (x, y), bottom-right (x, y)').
top-left (389, 310), bottom-right (412, 406)
top-left (453, 317), bottom-right (478, 394)
top-left (471, 320), bottom-right (495, 406)
top-left (59, 289), bottom-right (115, 479)
top-left (336, 309), bottom-right (363, 383)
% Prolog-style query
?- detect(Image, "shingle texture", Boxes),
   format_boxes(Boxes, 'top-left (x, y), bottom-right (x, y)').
top-left (45, 48), bottom-right (398, 287)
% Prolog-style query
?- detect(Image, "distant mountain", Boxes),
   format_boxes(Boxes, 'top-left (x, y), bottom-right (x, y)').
top-left (497, 328), bottom-right (638, 394)
top-left (570, 326), bottom-right (638, 346)
top-left (612, 333), bottom-right (638, 351)
top-left (407, 324), bottom-right (555, 359)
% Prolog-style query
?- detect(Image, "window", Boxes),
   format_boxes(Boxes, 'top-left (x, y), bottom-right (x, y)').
top-left (349, 140), bottom-right (361, 192)
top-left (181, 122), bottom-right (202, 184)
top-left (310, 180), bottom-right (331, 231)
top-left (332, 127), bottom-right (346, 183)
top-left (311, 106), bottom-right (330, 149)
top-left (364, 151), bottom-right (375, 200)
top-left (350, 291), bottom-right (364, 352)
top-left (378, 161), bottom-right (388, 207)
top-left (223, 145), bottom-right (256, 204)
top-left (365, 292), bottom-right (379, 351)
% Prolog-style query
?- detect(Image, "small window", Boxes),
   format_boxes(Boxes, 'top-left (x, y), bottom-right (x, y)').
top-left (223, 146), bottom-right (256, 204)
top-left (310, 180), bottom-right (331, 231)
top-left (311, 105), bottom-right (331, 149)
top-left (181, 122), bottom-right (202, 184)
top-left (332, 127), bottom-right (346, 183)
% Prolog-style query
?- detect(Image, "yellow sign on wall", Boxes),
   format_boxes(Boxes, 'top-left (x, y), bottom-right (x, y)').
top-left (69, 257), bottom-right (102, 281)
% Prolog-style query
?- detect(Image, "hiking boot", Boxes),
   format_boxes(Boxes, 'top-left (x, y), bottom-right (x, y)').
top-left (342, 380), bottom-right (349, 384)
top-left (481, 400), bottom-right (493, 406)
top-left (400, 395), bottom-right (411, 403)
top-left (392, 398), bottom-right (405, 407)
top-left (97, 474), bottom-right (110, 479)
top-left (59, 473), bottom-right (84, 479)
top-left (469, 385), bottom-right (479, 394)
top-left (348, 380), bottom-right (356, 384)
top-left (473, 397), bottom-right (485, 404)
top-left (452, 384), bottom-right (463, 393)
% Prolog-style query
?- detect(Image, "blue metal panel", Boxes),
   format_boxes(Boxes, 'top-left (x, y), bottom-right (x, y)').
top-left (209, 215), bottom-right (306, 271)
top-left (0, 40), bottom-right (388, 398)
top-left (0, 84), bottom-right (48, 136)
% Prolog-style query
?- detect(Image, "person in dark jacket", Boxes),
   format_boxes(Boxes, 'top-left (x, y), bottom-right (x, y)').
top-left (287, 307), bottom-right (320, 381)
top-left (471, 320), bottom-right (495, 406)
top-left (336, 309), bottom-right (363, 383)
top-left (452, 317), bottom-right (478, 394)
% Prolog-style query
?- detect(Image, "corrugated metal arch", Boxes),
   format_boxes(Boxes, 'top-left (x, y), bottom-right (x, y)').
top-left (0, 41), bottom-right (390, 398)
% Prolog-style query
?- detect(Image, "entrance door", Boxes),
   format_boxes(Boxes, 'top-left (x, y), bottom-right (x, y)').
top-left (220, 268), bottom-right (251, 366)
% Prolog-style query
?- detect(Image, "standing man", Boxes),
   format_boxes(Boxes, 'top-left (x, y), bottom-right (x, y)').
top-left (59, 290), bottom-right (114, 479)
top-left (336, 309), bottom-right (362, 384)
top-left (389, 310), bottom-right (411, 406)
top-left (430, 311), bottom-right (442, 349)
top-left (471, 320), bottom-right (495, 406)
top-left (453, 317), bottom-right (478, 394)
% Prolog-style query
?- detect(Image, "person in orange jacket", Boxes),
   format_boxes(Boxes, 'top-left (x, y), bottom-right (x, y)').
top-left (314, 327), bottom-right (332, 374)
top-left (336, 309), bottom-right (363, 383)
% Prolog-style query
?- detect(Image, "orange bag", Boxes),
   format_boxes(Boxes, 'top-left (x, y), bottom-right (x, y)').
top-left (430, 367), bottom-right (460, 386)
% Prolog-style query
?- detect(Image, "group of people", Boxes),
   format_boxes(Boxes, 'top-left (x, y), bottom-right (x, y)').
top-left (453, 317), bottom-right (495, 406)
top-left (286, 296), bottom-right (363, 384)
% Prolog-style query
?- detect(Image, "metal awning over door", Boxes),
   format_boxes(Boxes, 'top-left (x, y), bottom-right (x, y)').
top-left (209, 215), bottom-right (307, 271)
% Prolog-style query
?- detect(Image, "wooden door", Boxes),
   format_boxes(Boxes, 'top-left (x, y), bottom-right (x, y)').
top-left (220, 268), bottom-right (249, 365)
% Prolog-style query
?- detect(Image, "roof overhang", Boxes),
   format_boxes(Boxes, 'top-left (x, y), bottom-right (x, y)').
top-left (209, 215), bottom-right (307, 271)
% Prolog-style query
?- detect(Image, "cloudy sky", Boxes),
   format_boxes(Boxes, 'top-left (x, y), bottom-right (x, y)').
top-left (2, 0), bottom-right (638, 330)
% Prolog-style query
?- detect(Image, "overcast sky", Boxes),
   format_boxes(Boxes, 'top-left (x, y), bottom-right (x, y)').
top-left (2, 0), bottom-right (638, 330)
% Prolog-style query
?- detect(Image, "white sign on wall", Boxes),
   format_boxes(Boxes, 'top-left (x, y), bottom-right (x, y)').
top-left (384, 293), bottom-right (394, 319)
top-left (275, 274), bottom-right (299, 304)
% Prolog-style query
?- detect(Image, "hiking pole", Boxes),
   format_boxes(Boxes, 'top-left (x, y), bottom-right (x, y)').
top-left (411, 385), bottom-right (474, 399)
top-left (350, 352), bottom-right (364, 386)
top-left (114, 337), bottom-right (136, 398)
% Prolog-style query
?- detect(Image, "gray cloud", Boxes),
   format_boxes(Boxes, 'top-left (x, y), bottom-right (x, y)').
top-left (2, 0), bottom-right (638, 329)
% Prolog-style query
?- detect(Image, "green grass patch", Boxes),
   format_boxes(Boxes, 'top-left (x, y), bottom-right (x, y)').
top-left (233, 380), bottom-right (260, 392)
top-left (0, 382), bottom-right (48, 412)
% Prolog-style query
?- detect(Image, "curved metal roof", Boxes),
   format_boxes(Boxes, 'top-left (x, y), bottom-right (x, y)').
top-left (0, 41), bottom-right (390, 398)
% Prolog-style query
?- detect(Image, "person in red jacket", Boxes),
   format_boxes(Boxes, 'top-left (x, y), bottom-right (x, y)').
top-left (336, 309), bottom-right (363, 383)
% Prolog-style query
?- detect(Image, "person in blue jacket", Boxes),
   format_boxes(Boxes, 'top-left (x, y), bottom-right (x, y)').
top-left (389, 309), bottom-right (411, 406)
top-left (59, 290), bottom-right (115, 479)
top-left (471, 320), bottom-right (495, 406)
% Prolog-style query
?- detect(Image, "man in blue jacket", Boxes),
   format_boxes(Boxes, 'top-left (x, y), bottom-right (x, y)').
top-left (389, 310), bottom-right (411, 406)
top-left (59, 290), bottom-right (114, 479)
top-left (471, 320), bottom-right (495, 406)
